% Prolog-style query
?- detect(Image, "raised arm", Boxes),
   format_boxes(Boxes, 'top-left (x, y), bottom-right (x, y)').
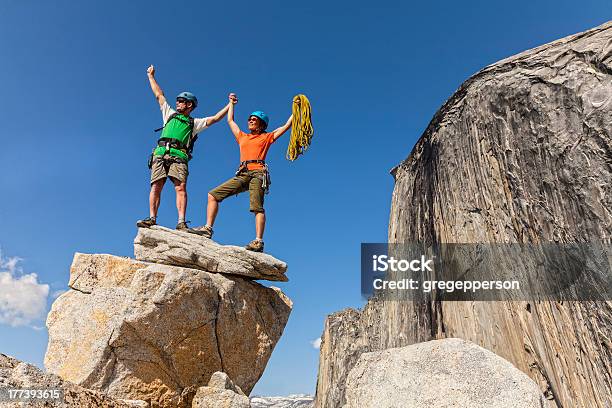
top-left (227, 94), bottom-right (241, 137)
top-left (147, 65), bottom-right (166, 107)
top-left (207, 93), bottom-right (237, 126)
top-left (271, 98), bottom-right (301, 141)
top-left (272, 114), bottom-right (293, 141)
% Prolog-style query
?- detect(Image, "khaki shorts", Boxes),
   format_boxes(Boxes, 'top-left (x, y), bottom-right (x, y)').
top-left (150, 155), bottom-right (188, 184)
top-left (209, 170), bottom-right (266, 213)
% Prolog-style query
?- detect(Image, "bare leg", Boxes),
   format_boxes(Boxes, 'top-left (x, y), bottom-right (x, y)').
top-left (255, 212), bottom-right (266, 240)
top-left (149, 179), bottom-right (166, 218)
top-left (172, 178), bottom-right (187, 220)
top-left (206, 193), bottom-right (219, 227)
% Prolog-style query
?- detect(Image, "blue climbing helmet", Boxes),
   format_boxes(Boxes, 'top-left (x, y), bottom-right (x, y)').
top-left (176, 91), bottom-right (198, 108)
top-left (249, 111), bottom-right (269, 129)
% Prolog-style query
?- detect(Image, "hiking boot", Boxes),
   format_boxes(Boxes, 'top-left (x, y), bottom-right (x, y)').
top-left (245, 239), bottom-right (264, 252)
top-left (137, 217), bottom-right (156, 228)
top-left (191, 225), bottom-right (213, 239)
top-left (176, 221), bottom-right (190, 231)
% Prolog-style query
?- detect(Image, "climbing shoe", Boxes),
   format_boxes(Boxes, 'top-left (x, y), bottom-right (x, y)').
top-left (245, 239), bottom-right (264, 253)
top-left (191, 225), bottom-right (213, 239)
top-left (136, 217), bottom-right (156, 228)
top-left (176, 221), bottom-right (190, 231)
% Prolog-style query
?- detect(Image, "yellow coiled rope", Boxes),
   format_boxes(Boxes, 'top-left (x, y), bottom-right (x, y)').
top-left (286, 94), bottom-right (314, 161)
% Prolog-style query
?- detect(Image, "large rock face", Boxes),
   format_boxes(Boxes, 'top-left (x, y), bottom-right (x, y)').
top-left (316, 21), bottom-right (612, 408)
top-left (313, 309), bottom-right (371, 408)
top-left (45, 252), bottom-right (292, 407)
top-left (344, 339), bottom-right (546, 408)
top-left (0, 353), bottom-right (146, 407)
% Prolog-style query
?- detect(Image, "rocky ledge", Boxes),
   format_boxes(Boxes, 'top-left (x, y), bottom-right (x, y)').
top-left (134, 226), bottom-right (288, 282)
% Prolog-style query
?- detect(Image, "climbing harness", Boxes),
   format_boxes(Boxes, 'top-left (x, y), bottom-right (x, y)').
top-left (235, 160), bottom-right (272, 194)
top-left (286, 94), bottom-right (314, 161)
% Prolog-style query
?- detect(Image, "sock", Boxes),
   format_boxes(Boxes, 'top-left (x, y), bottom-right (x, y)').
top-left (255, 238), bottom-right (263, 242)
top-left (150, 216), bottom-right (157, 221)
top-left (178, 217), bottom-right (185, 223)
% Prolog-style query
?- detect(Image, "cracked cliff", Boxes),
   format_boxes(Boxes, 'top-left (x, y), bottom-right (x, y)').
top-left (315, 21), bottom-right (612, 408)
top-left (44, 226), bottom-right (292, 407)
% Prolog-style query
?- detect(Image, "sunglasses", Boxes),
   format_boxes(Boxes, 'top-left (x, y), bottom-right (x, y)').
top-left (176, 98), bottom-right (189, 104)
top-left (248, 117), bottom-right (259, 122)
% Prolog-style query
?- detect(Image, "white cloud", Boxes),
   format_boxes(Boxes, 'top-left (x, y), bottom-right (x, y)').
top-left (0, 251), bottom-right (49, 327)
top-left (310, 337), bottom-right (322, 349)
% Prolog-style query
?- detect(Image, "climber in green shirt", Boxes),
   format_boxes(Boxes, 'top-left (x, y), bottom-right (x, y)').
top-left (137, 65), bottom-right (237, 231)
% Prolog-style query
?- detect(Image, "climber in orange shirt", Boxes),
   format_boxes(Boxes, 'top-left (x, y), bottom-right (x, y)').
top-left (191, 94), bottom-right (296, 252)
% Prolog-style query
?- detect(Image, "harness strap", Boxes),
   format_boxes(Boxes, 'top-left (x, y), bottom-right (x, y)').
top-left (236, 160), bottom-right (266, 174)
top-left (240, 160), bottom-right (266, 166)
top-left (157, 138), bottom-right (187, 150)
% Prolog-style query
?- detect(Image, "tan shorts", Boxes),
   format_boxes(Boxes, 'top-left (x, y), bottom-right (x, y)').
top-left (150, 155), bottom-right (188, 184)
top-left (209, 170), bottom-right (265, 213)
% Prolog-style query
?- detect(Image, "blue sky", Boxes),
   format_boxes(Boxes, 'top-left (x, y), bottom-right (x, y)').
top-left (0, 0), bottom-right (609, 396)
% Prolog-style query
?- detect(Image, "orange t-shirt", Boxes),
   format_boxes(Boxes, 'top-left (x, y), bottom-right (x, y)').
top-left (235, 130), bottom-right (276, 170)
